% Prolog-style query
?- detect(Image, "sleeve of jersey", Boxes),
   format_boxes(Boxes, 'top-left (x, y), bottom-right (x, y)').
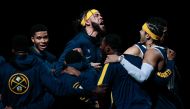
top-left (40, 63), bottom-right (83, 96)
top-left (79, 67), bottom-right (99, 91)
top-left (120, 58), bottom-right (154, 82)
top-left (54, 40), bottom-right (79, 76)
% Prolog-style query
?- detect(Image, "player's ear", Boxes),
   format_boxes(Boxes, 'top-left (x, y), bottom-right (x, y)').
top-left (85, 19), bottom-right (90, 26)
top-left (105, 46), bottom-right (111, 54)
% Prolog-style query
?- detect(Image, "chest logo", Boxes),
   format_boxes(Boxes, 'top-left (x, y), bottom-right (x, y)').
top-left (8, 73), bottom-right (29, 94)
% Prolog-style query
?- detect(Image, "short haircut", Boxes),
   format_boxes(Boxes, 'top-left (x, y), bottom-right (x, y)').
top-left (104, 34), bottom-right (122, 51)
top-left (65, 50), bottom-right (83, 64)
top-left (30, 24), bottom-right (48, 37)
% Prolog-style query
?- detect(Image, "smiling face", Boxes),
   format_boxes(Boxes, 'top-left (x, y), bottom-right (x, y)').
top-left (31, 31), bottom-right (49, 52)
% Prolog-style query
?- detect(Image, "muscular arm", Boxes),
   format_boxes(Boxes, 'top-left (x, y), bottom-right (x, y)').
top-left (106, 46), bottom-right (174, 83)
top-left (143, 48), bottom-right (161, 68)
top-left (119, 48), bottom-right (162, 82)
top-left (104, 45), bottom-right (142, 64)
top-left (40, 63), bottom-right (83, 96)
top-left (55, 41), bottom-right (79, 76)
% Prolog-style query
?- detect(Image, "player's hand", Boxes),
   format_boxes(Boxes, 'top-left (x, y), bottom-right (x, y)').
top-left (104, 54), bottom-right (120, 64)
top-left (90, 62), bottom-right (102, 69)
top-left (167, 48), bottom-right (176, 60)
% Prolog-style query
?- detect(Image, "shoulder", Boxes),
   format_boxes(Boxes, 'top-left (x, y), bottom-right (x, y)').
top-left (124, 45), bottom-right (141, 56)
top-left (144, 48), bottom-right (161, 58)
top-left (69, 33), bottom-right (88, 44)
top-left (74, 32), bottom-right (87, 39)
top-left (29, 46), bottom-right (37, 54)
top-left (27, 55), bottom-right (44, 67)
top-left (108, 62), bottom-right (123, 70)
top-left (143, 48), bottom-right (163, 66)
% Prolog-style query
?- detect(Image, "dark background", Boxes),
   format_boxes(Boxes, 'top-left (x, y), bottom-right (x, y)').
top-left (0, 0), bottom-right (188, 108)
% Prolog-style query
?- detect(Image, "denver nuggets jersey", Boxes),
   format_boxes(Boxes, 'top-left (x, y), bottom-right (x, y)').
top-left (0, 55), bottom-right (83, 109)
top-left (101, 54), bottom-right (151, 109)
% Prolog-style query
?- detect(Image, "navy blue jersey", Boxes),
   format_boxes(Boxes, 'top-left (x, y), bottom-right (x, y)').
top-left (101, 54), bottom-right (151, 109)
top-left (29, 46), bottom-right (56, 69)
top-left (152, 46), bottom-right (170, 86)
top-left (135, 42), bottom-right (147, 57)
top-left (144, 46), bottom-right (177, 109)
top-left (55, 30), bottom-right (102, 75)
top-left (28, 47), bottom-right (58, 109)
top-left (52, 62), bottom-right (99, 109)
top-left (135, 43), bottom-right (174, 87)
top-left (0, 54), bottom-right (82, 109)
top-left (0, 55), bottom-right (54, 109)
top-left (52, 73), bottom-right (84, 109)
top-left (66, 60), bottom-right (99, 91)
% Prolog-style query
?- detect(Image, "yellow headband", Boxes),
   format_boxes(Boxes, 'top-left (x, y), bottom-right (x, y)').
top-left (80, 9), bottom-right (98, 26)
top-left (142, 23), bottom-right (160, 40)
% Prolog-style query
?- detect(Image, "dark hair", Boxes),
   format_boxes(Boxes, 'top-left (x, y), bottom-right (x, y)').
top-left (30, 24), bottom-right (48, 37)
top-left (65, 50), bottom-right (83, 64)
top-left (11, 34), bottom-right (29, 52)
top-left (103, 34), bottom-right (122, 52)
top-left (146, 17), bottom-right (168, 39)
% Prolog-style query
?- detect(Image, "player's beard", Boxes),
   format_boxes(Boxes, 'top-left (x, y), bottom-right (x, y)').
top-left (91, 22), bottom-right (106, 34)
